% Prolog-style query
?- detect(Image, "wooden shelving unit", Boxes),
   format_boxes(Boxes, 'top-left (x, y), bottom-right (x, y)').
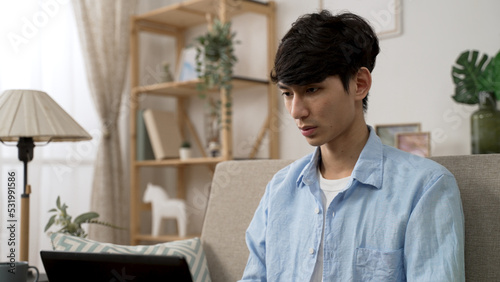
top-left (132, 76), bottom-right (268, 97)
top-left (129, 0), bottom-right (277, 245)
top-left (136, 157), bottom-right (224, 167)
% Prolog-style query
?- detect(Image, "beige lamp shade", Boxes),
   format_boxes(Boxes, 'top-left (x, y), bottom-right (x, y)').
top-left (0, 89), bottom-right (92, 142)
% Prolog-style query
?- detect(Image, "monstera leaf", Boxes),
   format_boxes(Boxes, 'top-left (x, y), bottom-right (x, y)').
top-left (451, 50), bottom-right (491, 104)
top-left (482, 51), bottom-right (500, 100)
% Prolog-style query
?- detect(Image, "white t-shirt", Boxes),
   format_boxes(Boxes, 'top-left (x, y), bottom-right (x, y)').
top-left (310, 169), bottom-right (351, 282)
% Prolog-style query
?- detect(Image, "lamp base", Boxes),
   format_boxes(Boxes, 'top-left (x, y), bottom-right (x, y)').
top-left (17, 137), bottom-right (34, 263)
top-left (20, 185), bottom-right (30, 262)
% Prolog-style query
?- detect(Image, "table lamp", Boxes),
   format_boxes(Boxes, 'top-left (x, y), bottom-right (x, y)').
top-left (0, 89), bottom-right (92, 262)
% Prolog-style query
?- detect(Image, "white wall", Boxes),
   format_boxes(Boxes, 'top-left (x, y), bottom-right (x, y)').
top-left (270, 0), bottom-right (500, 159)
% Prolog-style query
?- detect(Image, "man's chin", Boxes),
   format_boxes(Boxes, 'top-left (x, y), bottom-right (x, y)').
top-left (304, 137), bottom-right (323, 147)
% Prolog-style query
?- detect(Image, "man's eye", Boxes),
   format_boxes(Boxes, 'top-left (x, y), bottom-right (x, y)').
top-left (281, 91), bottom-right (292, 97)
top-left (306, 87), bottom-right (319, 93)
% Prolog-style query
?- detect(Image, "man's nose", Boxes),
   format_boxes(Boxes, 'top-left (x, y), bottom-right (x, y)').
top-left (289, 95), bottom-right (308, 120)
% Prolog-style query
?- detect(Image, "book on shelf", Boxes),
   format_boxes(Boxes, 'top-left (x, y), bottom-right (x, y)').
top-left (143, 109), bottom-right (182, 160)
top-left (136, 109), bottom-right (155, 161)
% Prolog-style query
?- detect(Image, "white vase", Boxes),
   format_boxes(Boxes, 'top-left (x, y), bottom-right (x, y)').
top-left (179, 148), bottom-right (191, 160)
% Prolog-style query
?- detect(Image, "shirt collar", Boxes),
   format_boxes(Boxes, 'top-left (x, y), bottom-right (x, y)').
top-left (351, 126), bottom-right (384, 189)
top-left (297, 125), bottom-right (384, 189)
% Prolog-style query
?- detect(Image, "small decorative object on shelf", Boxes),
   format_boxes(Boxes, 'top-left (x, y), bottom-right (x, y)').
top-left (143, 183), bottom-right (187, 237)
top-left (208, 141), bottom-right (221, 157)
top-left (162, 62), bottom-right (174, 82)
top-left (179, 141), bottom-right (192, 160)
top-left (44, 196), bottom-right (123, 238)
top-left (451, 49), bottom-right (500, 154)
top-left (204, 96), bottom-right (221, 154)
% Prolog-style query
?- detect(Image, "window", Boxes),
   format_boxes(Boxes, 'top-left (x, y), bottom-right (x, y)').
top-left (0, 0), bottom-right (98, 270)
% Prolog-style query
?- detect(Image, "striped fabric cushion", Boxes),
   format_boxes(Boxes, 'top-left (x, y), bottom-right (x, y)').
top-left (50, 233), bottom-right (211, 282)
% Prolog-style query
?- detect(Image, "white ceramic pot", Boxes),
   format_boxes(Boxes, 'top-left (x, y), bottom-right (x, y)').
top-left (179, 148), bottom-right (191, 160)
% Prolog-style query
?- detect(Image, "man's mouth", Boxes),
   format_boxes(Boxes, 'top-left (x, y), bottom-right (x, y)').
top-left (299, 126), bottom-right (317, 137)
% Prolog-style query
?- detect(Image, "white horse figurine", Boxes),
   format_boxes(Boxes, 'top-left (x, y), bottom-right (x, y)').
top-left (143, 183), bottom-right (187, 237)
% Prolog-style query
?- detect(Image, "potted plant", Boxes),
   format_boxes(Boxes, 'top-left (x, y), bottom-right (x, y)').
top-left (179, 140), bottom-right (191, 160)
top-left (195, 18), bottom-right (238, 133)
top-left (451, 49), bottom-right (500, 154)
top-left (44, 196), bottom-right (122, 238)
top-left (162, 61), bottom-right (174, 82)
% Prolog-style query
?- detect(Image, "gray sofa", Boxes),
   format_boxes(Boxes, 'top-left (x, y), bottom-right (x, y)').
top-left (200, 154), bottom-right (500, 282)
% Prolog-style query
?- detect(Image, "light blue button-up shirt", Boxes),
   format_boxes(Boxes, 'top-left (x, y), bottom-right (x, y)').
top-left (240, 127), bottom-right (465, 281)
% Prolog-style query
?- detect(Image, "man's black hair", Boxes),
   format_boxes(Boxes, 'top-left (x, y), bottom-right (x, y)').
top-left (270, 10), bottom-right (380, 111)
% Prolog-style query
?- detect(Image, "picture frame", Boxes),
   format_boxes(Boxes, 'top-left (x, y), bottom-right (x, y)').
top-left (321, 0), bottom-right (402, 38)
top-left (375, 123), bottom-right (421, 147)
top-left (396, 132), bottom-right (431, 157)
top-left (176, 46), bottom-right (198, 82)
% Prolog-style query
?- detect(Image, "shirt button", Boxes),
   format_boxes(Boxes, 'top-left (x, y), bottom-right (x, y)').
top-left (332, 211), bottom-right (335, 217)
top-left (309, 248), bottom-right (315, 255)
top-left (314, 208), bottom-right (320, 214)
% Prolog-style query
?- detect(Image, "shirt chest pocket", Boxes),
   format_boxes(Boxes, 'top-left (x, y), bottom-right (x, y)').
top-left (354, 247), bottom-right (405, 282)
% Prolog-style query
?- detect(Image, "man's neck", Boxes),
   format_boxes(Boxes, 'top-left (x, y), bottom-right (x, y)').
top-left (319, 124), bottom-right (369, 180)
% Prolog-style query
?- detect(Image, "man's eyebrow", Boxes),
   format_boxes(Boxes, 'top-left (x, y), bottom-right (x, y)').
top-left (277, 83), bottom-right (290, 89)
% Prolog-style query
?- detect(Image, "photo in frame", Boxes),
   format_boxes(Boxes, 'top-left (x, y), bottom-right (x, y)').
top-left (375, 123), bottom-right (421, 147)
top-left (176, 46), bottom-right (198, 82)
top-left (321, 0), bottom-right (402, 38)
top-left (396, 132), bottom-right (431, 157)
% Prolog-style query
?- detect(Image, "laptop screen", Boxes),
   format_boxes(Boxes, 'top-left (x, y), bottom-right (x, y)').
top-left (40, 250), bottom-right (193, 282)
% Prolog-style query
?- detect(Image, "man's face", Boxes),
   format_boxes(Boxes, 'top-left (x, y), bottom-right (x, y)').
top-left (279, 75), bottom-right (362, 147)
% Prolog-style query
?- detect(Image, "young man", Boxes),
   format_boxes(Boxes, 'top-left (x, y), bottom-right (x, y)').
top-left (240, 11), bottom-right (465, 281)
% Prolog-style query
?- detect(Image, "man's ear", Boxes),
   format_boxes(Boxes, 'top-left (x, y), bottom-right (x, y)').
top-left (354, 67), bottom-right (372, 100)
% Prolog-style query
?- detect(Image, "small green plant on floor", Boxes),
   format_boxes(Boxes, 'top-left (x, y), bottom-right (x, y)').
top-left (44, 196), bottom-right (122, 238)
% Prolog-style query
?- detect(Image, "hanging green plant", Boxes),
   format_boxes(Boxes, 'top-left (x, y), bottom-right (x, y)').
top-left (195, 18), bottom-right (239, 129)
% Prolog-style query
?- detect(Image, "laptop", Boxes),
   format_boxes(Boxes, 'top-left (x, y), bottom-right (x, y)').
top-left (40, 250), bottom-right (193, 282)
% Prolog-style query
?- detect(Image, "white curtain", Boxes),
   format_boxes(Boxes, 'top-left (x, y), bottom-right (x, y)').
top-left (72, 0), bottom-right (137, 244)
top-left (0, 0), bottom-right (99, 270)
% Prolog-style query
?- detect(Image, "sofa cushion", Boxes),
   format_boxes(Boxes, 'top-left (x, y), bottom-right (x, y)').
top-left (201, 159), bottom-right (294, 281)
top-left (50, 233), bottom-right (210, 282)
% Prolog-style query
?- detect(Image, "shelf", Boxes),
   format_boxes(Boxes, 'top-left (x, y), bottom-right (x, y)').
top-left (135, 234), bottom-right (200, 243)
top-left (134, 0), bottom-right (272, 30)
top-left (129, 0), bottom-right (277, 246)
top-left (132, 76), bottom-right (269, 97)
top-left (135, 157), bottom-right (224, 167)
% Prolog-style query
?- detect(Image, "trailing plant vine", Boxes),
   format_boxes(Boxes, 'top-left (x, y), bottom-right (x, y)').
top-left (195, 18), bottom-right (239, 129)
